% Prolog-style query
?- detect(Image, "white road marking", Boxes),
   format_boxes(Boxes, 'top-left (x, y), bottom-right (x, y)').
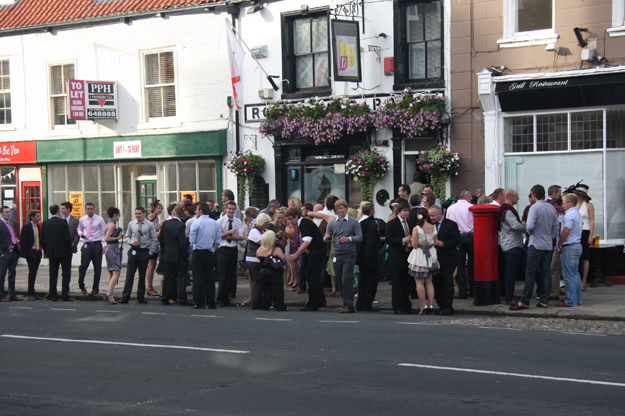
top-left (398, 363), bottom-right (625, 387)
top-left (255, 318), bottom-right (291, 321)
top-left (141, 312), bottom-right (167, 315)
top-left (96, 310), bottom-right (121, 313)
top-left (397, 322), bottom-right (440, 326)
top-left (561, 331), bottom-right (608, 337)
top-left (1, 335), bottom-right (250, 354)
top-left (191, 315), bottom-right (221, 318)
top-left (9, 307), bottom-right (33, 310)
top-left (477, 326), bottom-right (522, 331)
top-left (319, 320), bottom-right (359, 323)
top-left (51, 308), bottom-right (76, 311)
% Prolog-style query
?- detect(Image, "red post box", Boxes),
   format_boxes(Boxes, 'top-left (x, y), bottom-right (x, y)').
top-left (468, 204), bottom-right (501, 306)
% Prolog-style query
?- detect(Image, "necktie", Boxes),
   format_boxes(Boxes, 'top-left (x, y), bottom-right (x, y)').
top-left (402, 220), bottom-right (410, 252)
top-left (435, 222), bottom-right (441, 232)
top-left (86, 216), bottom-right (93, 238)
top-left (228, 219), bottom-right (233, 231)
top-left (5, 220), bottom-right (16, 245)
top-left (35, 224), bottom-right (40, 250)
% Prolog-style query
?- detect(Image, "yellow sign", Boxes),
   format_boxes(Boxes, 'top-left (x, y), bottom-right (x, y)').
top-left (69, 192), bottom-right (83, 219)
top-left (180, 192), bottom-right (196, 204)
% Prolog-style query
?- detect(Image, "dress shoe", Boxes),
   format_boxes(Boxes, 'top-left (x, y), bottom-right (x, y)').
top-left (44, 293), bottom-right (55, 300)
top-left (10, 296), bottom-right (22, 301)
top-left (207, 305), bottom-right (217, 309)
top-left (169, 299), bottom-right (179, 304)
top-left (509, 303), bottom-right (529, 310)
top-left (32, 295), bottom-right (44, 300)
top-left (394, 309), bottom-right (407, 314)
top-left (137, 299), bottom-right (148, 304)
top-left (28, 295), bottom-right (36, 301)
top-left (300, 306), bottom-right (319, 311)
top-left (1, 297), bottom-right (10, 302)
top-left (161, 300), bottom-right (171, 305)
top-left (80, 288), bottom-right (88, 295)
top-left (536, 302), bottom-right (548, 308)
top-left (179, 301), bottom-right (195, 307)
top-left (192, 305), bottom-right (206, 309)
top-left (339, 307), bottom-right (355, 314)
top-left (434, 309), bottom-right (442, 315)
top-left (363, 307), bottom-right (380, 312)
top-left (440, 309), bottom-right (453, 316)
top-left (61, 297), bottom-right (72, 302)
top-left (454, 295), bottom-right (468, 299)
top-left (118, 299), bottom-right (129, 304)
top-left (220, 301), bottom-right (235, 307)
top-left (89, 290), bottom-right (99, 296)
top-left (505, 299), bottom-right (518, 306)
top-left (557, 303), bottom-right (572, 307)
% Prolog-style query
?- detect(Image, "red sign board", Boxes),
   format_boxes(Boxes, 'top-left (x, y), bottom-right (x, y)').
top-left (0, 141), bottom-right (37, 164)
top-left (68, 79), bottom-right (118, 120)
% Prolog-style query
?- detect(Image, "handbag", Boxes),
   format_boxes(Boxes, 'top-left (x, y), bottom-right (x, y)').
top-left (264, 247), bottom-right (285, 272)
top-left (111, 227), bottom-right (123, 238)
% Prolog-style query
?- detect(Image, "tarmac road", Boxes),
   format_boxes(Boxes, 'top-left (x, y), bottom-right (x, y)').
top-left (1, 302), bottom-right (624, 416)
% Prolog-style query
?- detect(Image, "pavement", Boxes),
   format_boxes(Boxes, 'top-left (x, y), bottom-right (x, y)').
top-left (4, 263), bottom-right (625, 321)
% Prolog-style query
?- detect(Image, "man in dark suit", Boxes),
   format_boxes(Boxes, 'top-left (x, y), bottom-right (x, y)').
top-left (41, 204), bottom-right (73, 301)
top-left (408, 194), bottom-right (422, 229)
top-left (385, 201), bottom-right (414, 314)
top-left (285, 207), bottom-right (326, 311)
top-left (20, 211), bottom-right (43, 300)
top-left (429, 205), bottom-right (461, 315)
top-left (356, 202), bottom-right (380, 312)
top-left (159, 205), bottom-right (193, 306)
top-left (61, 202), bottom-right (80, 255)
top-left (0, 205), bottom-right (21, 302)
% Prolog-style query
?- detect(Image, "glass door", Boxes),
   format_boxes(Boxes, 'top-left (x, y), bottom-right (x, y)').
top-left (136, 180), bottom-right (157, 210)
top-left (21, 181), bottom-right (41, 233)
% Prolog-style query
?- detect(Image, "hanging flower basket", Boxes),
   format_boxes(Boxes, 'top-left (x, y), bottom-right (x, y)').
top-left (226, 150), bottom-right (265, 208)
top-left (416, 144), bottom-right (460, 202)
top-left (373, 90), bottom-right (447, 138)
top-left (259, 97), bottom-right (374, 145)
top-left (345, 150), bottom-right (390, 203)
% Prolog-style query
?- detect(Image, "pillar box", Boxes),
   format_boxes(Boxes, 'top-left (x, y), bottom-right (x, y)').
top-left (468, 204), bottom-right (501, 306)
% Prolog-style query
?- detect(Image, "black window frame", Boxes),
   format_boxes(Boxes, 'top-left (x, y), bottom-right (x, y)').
top-left (393, 0), bottom-right (444, 90)
top-left (281, 7), bottom-right (332, 99)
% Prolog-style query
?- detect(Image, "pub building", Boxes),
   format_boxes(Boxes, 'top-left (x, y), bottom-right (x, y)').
top-left (0, 141), bottom-right (42, 236)
top-left (478, 66), bottom-right (625, 244)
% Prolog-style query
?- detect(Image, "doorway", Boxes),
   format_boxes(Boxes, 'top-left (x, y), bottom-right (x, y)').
top-left (21, 181), bottom-right (41, 230)
top-left (136, 180), bottom-right (157, 210)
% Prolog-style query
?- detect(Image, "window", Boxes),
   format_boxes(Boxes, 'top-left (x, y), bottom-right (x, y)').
top-left (282, 9), bottom-right (330, 98)
top-left (504, 116), bottom-right (534, 153)
top-left (394, 1), bottom-right (444, 89)
top-left (499, 0), bottom-right (557, 48)
top-left (0, 60), bottom-right (10, 125)
top-left (50, 63), bottom-right (76, 127)
top-left (609, 0), bottom-right (625, 36)
top-left (144, 51), bottom-right (176, 120)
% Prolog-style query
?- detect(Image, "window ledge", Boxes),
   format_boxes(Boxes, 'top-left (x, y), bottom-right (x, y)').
top-left (0, 124), bottom-right (16, 132)
top-left (46, 128), bottom-right (82, 137)
top-left (137, 119), bottom-right (182, 131)
top-left (607, 26), bottom-right (625, 37)
top-left (498, 33), bottom-right (559, 48)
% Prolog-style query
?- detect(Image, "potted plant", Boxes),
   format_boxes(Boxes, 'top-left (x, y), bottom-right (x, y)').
top-left (345, 150), bottom-right (390, 203)
top-left (416, 144), bottom-right (460, 202)
top-left (259, 97), bottom-right (374, 144)
top-left (226, 150), bottom-right (265, 208)
top-left (373, 90), bottom-right (447, 138)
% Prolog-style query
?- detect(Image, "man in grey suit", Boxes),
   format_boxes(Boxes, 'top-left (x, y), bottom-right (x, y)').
top-left (60, 202), bottom-right (80, 254)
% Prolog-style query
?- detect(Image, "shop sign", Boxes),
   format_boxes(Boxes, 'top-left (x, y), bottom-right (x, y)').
top-left (69, 192), bottom-right (83, 218)
top-left (113, 140), bottom-right (142, 158)
top-left (0, 141), bottom-right (36, 164)
top-left (68, 79), bottom-right (118, 120)
top-left (331, 20), bottom-right (362, 82)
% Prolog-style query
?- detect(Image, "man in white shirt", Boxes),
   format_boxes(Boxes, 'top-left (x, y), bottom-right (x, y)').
top-left (446, 188), bottom-right (474, 299)
top-left (77, 202), bottom-right (107, 295)
top-left (216, 201), bottom-right (244, 306)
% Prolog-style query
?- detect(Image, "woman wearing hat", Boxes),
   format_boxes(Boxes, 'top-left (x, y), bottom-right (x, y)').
top-left (573, 184), bottom-right (594, 291)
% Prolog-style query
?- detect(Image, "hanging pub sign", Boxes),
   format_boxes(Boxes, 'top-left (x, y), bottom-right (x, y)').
top-left (68, 79), bottom-right (118, 120)
top-left (331, 20), bottom-right (362, 82)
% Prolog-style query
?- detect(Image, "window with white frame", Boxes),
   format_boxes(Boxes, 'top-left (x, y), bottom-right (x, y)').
top-left (608, 0), bottom-right (625, 36)
top-left (144, 51), bottom-right (176, 120)
top-left (50, 63), bottom-right (76, 127)
top-left (499, 0), bottom-right (557, 47)
top-left (0, 60), bottom-right (10, 125)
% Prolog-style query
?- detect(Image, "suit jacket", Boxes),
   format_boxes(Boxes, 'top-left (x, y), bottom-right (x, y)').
top-left (356, 216), bottom-right (380, 267)
top-left (385, 216), bottom-right (413, 266)
top-left (208, 210), bottom-right (220, 221)
top-left (159, 218), bottom-right (187, 263)
top-left (41, 216), bottom-right (72, 258)
top-left (67, 215), bottom-right (80, 253)
top-left (408, 206), bottom-right (420, 229)
top-left (19, 222), bottom-right (42, 256)
top-left (435, 218), bottom-right (461, 267)
top-left (0, 219), bottom-right (17, 256)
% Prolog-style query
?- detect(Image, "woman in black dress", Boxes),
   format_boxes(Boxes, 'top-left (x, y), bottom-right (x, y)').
top-left (256, 231), bottom-right (288, 311)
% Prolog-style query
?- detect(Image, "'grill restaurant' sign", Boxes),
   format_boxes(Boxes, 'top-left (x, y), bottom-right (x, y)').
top-left (68, 80), bottom-right (118, 120)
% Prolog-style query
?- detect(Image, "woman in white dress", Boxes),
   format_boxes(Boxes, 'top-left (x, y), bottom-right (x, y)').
top-left (407, 207), bottom-right (438, 314)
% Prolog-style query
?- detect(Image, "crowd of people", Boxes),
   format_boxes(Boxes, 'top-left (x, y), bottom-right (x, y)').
top-left (0, 179), bottom-right (594, 315)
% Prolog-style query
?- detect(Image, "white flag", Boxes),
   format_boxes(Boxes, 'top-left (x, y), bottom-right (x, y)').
top-left (226, 24), bottom-right (245, 110)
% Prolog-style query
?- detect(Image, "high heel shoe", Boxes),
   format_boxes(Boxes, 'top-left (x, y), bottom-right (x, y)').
top-left (329, 290), bottom-right (337, 297)
top-left (426, 305), bottom-right (434, 315)
top-left (104, 295), bottom-right (118, 305)
top-left (418, 307), bottom-right (425, 315)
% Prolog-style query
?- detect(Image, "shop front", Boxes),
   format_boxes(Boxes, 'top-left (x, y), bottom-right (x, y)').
top-left (478, 67), bottom-right (625, 243)
top-left (37, 131), bottom-right (227, 228)
top-left (0, 140), bottom-right (41, 235)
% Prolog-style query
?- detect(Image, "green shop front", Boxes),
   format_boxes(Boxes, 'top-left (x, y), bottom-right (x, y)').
top-left (38, 131), bottom-right (226, 228)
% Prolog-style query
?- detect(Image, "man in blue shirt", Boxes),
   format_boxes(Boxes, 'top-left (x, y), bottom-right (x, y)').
top-left (190, 202), bottom-right (222, 309)
top-left (557, 194), bottom-right (584, 307)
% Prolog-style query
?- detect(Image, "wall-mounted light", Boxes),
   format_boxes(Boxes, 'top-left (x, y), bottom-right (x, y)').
top-left (301, 4), bottom-right (309, 14)
top-left (247, 2), bottom-right (265, 15)
top-left (574, 27), bottom-right (588, 48)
